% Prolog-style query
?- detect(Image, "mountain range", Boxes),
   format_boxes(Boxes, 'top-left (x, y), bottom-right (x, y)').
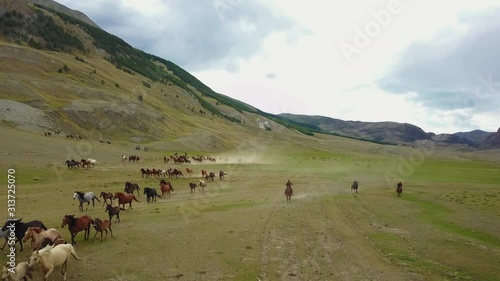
top-left (0, 0), bottom-right (498, 150)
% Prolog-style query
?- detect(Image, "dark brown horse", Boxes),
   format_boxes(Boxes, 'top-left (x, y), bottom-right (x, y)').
top-left (113, 192), bottom-right (140, 210)
top-left (209, 172), bottom-right (215, 181)
top-left (171, 169), bottom-right (183, 178)
top-left (189, 182), bottom-right (197, 193)
top-left (219, 170), bottom-right (227, 181)
top-left (124, 182), bottom-right (141, 197)
top-left (351, 181), bottom-right (359, 194)
top-left (159, 180), bottom-right (174, 198)
top-left (100, 192), bottom-right (114, 207)
top-left (80, 159), bottom-right (94, 169)
top-left (397, 182), bottom-right (403, 197)
top-left (61, 215), bottom-right (92, 245)
top-left (140, 168), bottom-right (151, 178)
top-left (105, 204), bottom-right (121, 225)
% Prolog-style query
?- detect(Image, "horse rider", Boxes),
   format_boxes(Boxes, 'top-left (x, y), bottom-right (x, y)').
top-left (286, 180), bottom-right (293, 189)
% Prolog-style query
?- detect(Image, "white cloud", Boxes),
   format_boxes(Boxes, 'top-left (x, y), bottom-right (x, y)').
top-left (55, 0), bottom-right (500, 133)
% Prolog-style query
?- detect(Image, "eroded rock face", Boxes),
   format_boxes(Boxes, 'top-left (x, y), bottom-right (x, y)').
top-left (0, 99), bottom-right (54, 132)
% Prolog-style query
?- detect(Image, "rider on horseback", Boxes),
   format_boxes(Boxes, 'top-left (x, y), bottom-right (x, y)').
top-left (286, 180), bottom-right (293, 188)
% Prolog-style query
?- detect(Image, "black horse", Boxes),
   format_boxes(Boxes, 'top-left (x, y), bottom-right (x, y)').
top-left (124, 182), bottom-right (141, 197)
top-left (143, 187), bottom-right (161, 203)
top-left (1, 218), bottom-right (47, 251)
top-left (65, 160), bottom-right (79, 169)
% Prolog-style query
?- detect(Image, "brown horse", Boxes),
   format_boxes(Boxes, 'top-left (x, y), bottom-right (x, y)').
top-left (172, 169), bottom-right (183, 178)
top-left (189, 182), bottom-right (197, 193)
top-left (201, 170), bottom-right (208, 178)
top-left (61, 215), bottom-right (92, 245)
top-left (397, 182), bottom-right (403, 197)
top-left (38, 237), bottom-right (67, 250)
top-left (80, 159), bottom-right (94, 169)
top-left (100, 191), bottom-right (114, 207)
top-left (186, 168), bottom-right (194, 176)
top-left (159, 180), bottom-right (174, 198)
top-left (284, 186), bottom-right (293, 202)
top-left (22, 227), bottom-right (62, 251)
top-left (91, 218), bottom-right (113, 242)
top-left (209, 172), bottom-right (215, 181)
top-left (105, 204), bottom-right (120, 225)
top-left (124, 182), bottom-right (141, 197)
top-left (113, 192), bottom-right (140, 210)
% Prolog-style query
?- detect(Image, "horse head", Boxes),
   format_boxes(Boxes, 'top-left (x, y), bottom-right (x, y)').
top-left (1, 218), bottom-right (21, 231)
top-left (28, 251), bottom-right (40, 270)
top-left (61, 215), bottom-right (75, 228)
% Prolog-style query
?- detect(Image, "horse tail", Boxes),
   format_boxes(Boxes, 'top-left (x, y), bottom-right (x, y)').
top-left (133, 196), bottom-right (140, 202)
top-left (68, 245), bottom-right (82, 260)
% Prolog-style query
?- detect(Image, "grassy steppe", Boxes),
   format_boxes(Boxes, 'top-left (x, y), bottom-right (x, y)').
top-left (0, 126), bottom-right (499, 281)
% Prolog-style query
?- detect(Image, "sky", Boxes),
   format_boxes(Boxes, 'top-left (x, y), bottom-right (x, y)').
top-left (55, 0), bottom-right (500, 134)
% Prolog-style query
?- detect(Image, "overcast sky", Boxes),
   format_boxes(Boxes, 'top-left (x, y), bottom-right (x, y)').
top-left (55, 0), bottom-right (500, 134)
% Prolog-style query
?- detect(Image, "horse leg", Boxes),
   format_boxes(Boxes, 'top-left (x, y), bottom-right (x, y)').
top-left (0, 237), bottom-right (7, 250)
top-left (61, 260), bottom-right (67, 281)
top-left (87, 225), bottom-right (91, 241)
top-left (109, 226), bottom-right (113, 238)
top-left (92, 231), bottom-right (98, 242)
top-left (43, 267), bottom-right (54, 281)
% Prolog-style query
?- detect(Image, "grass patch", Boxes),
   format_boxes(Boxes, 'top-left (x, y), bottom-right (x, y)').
top-left (404, 194), bottom-right (500, 248)
top-left (205, 200), bottom-right (258, 212)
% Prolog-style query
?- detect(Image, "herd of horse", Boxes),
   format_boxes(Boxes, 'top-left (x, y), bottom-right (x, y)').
top-left (1, 153), bottom-right (407, 280)
top-left (348, 181), bottom-right (404, 197)
top-left (64, 158), bottom-right (97, 169)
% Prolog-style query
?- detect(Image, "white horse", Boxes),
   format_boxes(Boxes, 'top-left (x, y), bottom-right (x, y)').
top-left (2, 261), bottom-right (33, 281)
top-left (121, 155), bottom-right (127, 162)
top-left (29, 244), bottom-right (81, 281)
top-left (87, 158), bottom-right (97, 165)
top-left (73, 191), bottom-right (100, 212)
top-left (198, 180), bottom-right (208, 192)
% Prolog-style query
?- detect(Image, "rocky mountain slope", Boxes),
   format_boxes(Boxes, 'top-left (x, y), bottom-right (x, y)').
top-left (0, 0), bottom-right (498, 150)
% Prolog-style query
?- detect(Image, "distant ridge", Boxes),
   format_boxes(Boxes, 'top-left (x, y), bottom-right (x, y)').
top-left (279, 113), bottom-right (498, 149)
